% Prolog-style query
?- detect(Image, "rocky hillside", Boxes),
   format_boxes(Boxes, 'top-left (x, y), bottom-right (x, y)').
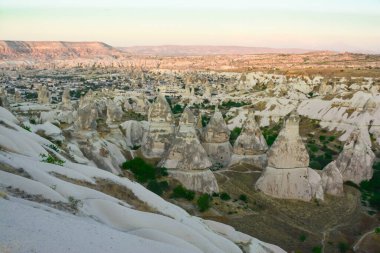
top-left (0, 40), bottom-right (125, 60)
top-left (119, 45), bottom-right (313, 56)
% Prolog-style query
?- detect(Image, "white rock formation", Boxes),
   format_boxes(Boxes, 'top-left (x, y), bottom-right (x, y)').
top-left (229, 111), bottom-right (268, 169)
top-left (120, 120), bottom-right (148, 149)
top-left (320, 161), bottom-right (344, 196)
top-left (202, 107), bottom-right (232, 167)
top-left (0, 87), bottom-right (10, 109)
top-left (74, 100), bottom-right (98, 131)
top-left (61, 87), bottom-right (72, 110)
top-left (106, 99), bottom-right (123, 124)
top-left (255, 111), bottom-right (324, 201)
top-left (335, 129), bottom-right (375, 184)
top-left (141, 94), bottom-right (175, 159)
top-left (159, 107), bottom-right (218, 193)
top-left (37, 85), bottom-right (50, 104)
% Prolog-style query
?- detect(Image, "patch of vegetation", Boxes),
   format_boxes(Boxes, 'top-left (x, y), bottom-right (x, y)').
top-left (201, 115), bottom-right (210, 127)
top-left (375, 227), bottom-right (380, 234)
top-left (312, 246), bottom-right (322, 253)
top-left (171, 104), bottom-right (184, 114)
top-left (338, 242), bottom-right (349, 253)
top-left (299, 234), bottom-right (307, 242)
top-left (29, 118), bottom-right (37, 125)
top-left (261, 121), bottom-right (282, 146)
top-left (359, 162), bottom-right (380, 211)
top-left (124, 111), bottom-right (147, 121)
top-left (121, 157), bottom-right (167, 183)
top-left (21, 124), bottom-right (31, 132)
top-left (221, 100), bottom-right (248, 109)
top-left (239, 194), bottom-right (248, 202)
top-left (220, 192), bottom-right (231, 201)
top-left (68, 196), bottom-right (82, 210)
top-left (229, 127), bottom-right (242, 145)
top-left (147, 180), bottom-right (169, 196)
top-left (48, 144), bottom-right (60, 153)
top-left (197, 193), bottom-right (212, 212)
top-left (40, 153), bottom-right (65, 166)
top-left (170, 185), bottom-right (195, 201)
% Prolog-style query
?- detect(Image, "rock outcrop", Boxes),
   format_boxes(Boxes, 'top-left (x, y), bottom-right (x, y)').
top-left (255, 111), bottom-right (324, 201)
top-left (159, 107), bottom-right (218, 193)
top-left (335, 129), bottom-right (375, 184)
top-left (320, 161), bottom-right (344, 196)
top-left (37, 85), bottom-right (50, 104)
top-left (106, 99), bottom-right (123, 124)
top-left (61, 87), bottom-right (72, 110)
top-left (141, 94), bottom-right (175, 159)
top-left (74, 95), bottom-right (98, 131)
top-left (202, 107), bottom-right (232, 167)
top-left (229, 111), bottom-right (268, 169)
top-left (120, 120), bottom-right (148, 149)
top-left (0, 87), bottom-right (9, 109)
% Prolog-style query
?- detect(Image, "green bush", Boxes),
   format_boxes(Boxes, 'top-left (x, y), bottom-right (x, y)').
top-left (312, 246), bottom-right (322, 253)
top-left (239, 194), bottom-right (248, 202)
top-left (122, 157), bottom-right (156, 183)
top-left (375, 227), bottom-right (380, 234)
top-left (229, 127), bottom-right (242, 145)
top-left (338, 242), bottom-right (349, 253)
top-left (22, 125), bottom-right (31, 132)
top-left (220, 192), bottom-right (231, 201)
top-left (40, 153), bottom-right (65, 166)
top-left (319, 135), bottom-right (326, 141)
top-left (221, 100), bottom-right (248, 108)
top-left (170, 185), bottom-right (195, 201)
top-left (307, 143), bottom-right (319, 153)
top-left (147, 180), bottom-right (169, 196)
top-left (197, 194), bottom-right (212, 212)
top-left (299, 234), bottom-right (307, 242)
top-left (172, 104), bottom-right (184, 114)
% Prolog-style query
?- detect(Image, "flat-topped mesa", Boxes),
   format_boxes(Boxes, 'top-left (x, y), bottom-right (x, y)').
top-left (61, 87), bottom-right (72, 110)
top-left (37, 85), bottom-right (50, 104)
top-left (159, 107), bottom-right (218, 193)
top-left (267, 111), bottom-right (309, 169)
top-left (202, 107), bottom-right (232, 167)
top-left (229, 111), bottom-right (268, 169)
top-left (233, 111), bottom-right (268, 156)
top-left (141, 94), bottom-right (175, 159)
top-left (335, 128), bottom-right (375, 184)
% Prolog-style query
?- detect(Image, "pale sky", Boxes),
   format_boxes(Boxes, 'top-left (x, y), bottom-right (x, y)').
top-left (1, 0), bottom-right (380, 53)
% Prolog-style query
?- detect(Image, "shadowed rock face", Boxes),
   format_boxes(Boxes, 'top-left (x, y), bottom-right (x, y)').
top-left (267, 112), bottom-right (309, 169)
top-left (233, 111), bottom-right (268, 156)
top-left (335, 129), bottom-right (375, 184)
top-left (141, 94), bottom-right (175, 158)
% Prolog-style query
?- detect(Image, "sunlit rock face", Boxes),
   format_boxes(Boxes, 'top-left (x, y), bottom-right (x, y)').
top-left (255, 111), bottom-right (324, 201)
top-left (267, 111), bottom-right (309, 169)
top-left (335, 129), bottom-right (375, 184)
top-left (159, 107), bottom-right (218, 193)
top-left (229, 111), bottom-right (268, 169)
top-left (37, 85), bottom-right (50, 104)
top-left (202, 107), bottom-right (232, 167)
top-left (141, 94), bottom-right (175, 159)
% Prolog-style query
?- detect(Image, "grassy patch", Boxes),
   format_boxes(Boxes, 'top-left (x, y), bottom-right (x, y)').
top-left (197, 193), bottom-right (212, 212)
top-left (170, 185), bottom-right (195, 201)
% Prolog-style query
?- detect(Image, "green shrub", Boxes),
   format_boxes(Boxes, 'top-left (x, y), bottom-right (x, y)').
top-left (122, 157), bottom-right (156, 183)
top-left (229, 127), bottom-right (242, 145)
top-left (312, 246), bottom-right (322, 253)
top-left (48, 144), bottom-right (60, 153)
top-left (221, 100), bottom-right (248, 108)
top-left (375, 227), bottom-right (380, 234)
top-left (307, 143), bottom-right (319, 153)
top-left (220, 192), bottom-right (231, 201)
top-left (239, 194), bottom-right (248, 202)
top-left (319, 135), bottom-right (326, 141)
top-left (30, 118), bottom-right (37, 124)
top-left (170, 185), bottom-right (195, 201)
top-left (147, 180), bottom-right (169, 196)
top-left (22, 125), bottom-right (31, 132)
top-left (299, 234), bottom-right (307, 242)
top-left (201, 115), bottom-right (210, 127)
top-left (338, 242), bottom-right (349, 253)
top-left (197, 194), bottom-right (212, 212)
top-left (172, 104), bottom-right (184, 114)
top-left (40, 153), bottom-right (65, 166)
top-left (328, 136), bottom-right (336, 142)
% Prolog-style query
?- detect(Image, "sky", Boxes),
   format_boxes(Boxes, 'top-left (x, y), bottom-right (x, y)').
top-left (1, 0), bottom-right (380, 53)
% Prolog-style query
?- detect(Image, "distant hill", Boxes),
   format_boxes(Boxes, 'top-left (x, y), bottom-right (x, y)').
top-left (0, 40), bottom-right (124, 60)
top-left (118, 45), bottom-right (316, 56)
